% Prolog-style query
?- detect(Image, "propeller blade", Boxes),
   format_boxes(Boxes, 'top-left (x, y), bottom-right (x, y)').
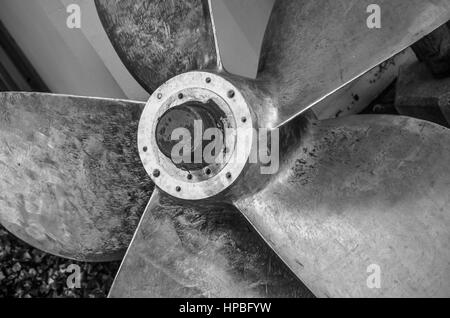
top-left (235, 115), bottom-right (450, 297)
top-left (0, 92), bottom-right (152, 262)
top-left (257, 0), bottom-right (450, 127)
top-left (109, 189), bottom-right (312, 298)
top-left (95, 0), bottom-right (218, 94)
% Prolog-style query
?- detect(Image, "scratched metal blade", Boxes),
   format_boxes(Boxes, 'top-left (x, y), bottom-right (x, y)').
top-left (0, 92), bottom-right (152, 262)
top-left (108, 189), bottom-right (312, 298)
top-left (258, 0), bottom-right (450, 127)
top-left (95, 0), bottom-right (218, 94)
top-left (236, 115), bottom-right (450, 297)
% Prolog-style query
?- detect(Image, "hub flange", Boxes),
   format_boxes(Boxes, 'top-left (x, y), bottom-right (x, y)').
top-left (138, 71), bottom-right (254, 200)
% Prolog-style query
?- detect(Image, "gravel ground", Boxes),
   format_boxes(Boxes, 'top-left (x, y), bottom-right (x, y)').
top-left (0, 225), bottom-right (120, 298)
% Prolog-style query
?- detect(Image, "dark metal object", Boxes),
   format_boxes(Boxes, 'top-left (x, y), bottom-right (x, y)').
top-left (95, 0), bottom-right (218, 94)
top-left (0, 92), bottom-right (151, 261)
top-left (395, 61), bottom-right (450, 127)
top-left (412, 22), bottom-right (450, 78)
top-left (155, 99), bottom-right (225, 170)
top-left (109, 189), bottom-right (312, 298)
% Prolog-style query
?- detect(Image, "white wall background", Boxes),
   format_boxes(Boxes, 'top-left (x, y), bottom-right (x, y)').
top-left (0, 0), bottom-right (149, 100)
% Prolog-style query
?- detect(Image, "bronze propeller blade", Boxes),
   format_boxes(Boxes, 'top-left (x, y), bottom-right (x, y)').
top-left (108, 189), bottom-right (312, 298)
top-left (235, 115), bottom-right (450, 297)
top-left (95, 0), bottom-right (218, 94)
top-left (258, 0), bottom-right (450, 127)
top-left (0, 92), bottom-right (151, 261)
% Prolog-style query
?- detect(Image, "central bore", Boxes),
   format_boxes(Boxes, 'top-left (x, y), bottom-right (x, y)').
top-left (156, 99), bottom-right (226, 171)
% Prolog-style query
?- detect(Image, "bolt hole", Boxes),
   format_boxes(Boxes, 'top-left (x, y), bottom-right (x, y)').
top-left (157, 93), bottom-right (162, 99)
top-left (178, 93), bottom-right (184, 99)
top-left (187, 174), bottom-right (193, 180)
top-left (205, 168), bottom-right (211, 175)
top-left (226, 172), bottom-right (232, 179)
top-left (176, 186), bottom-right (181, 192)
top-left (241, 117), bottom-right (247, 123)
top-left (143, 146), bottom-right (148, 152)
top-left (206, 77), bottom-right (211, 84)
top-left (228, 90), bottom-right (235, 98)
top-left (153, 169), bottom-right (160, 178)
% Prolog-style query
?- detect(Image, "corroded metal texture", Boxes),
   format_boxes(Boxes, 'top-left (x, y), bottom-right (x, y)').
top-left (396, 61), bottom-right (450, 127)
top-left (258, 0), bottom-right (450, 127)
top-left (313, 49), bottom-right (417, 120)
top-left (109, 189), bottom-right (312, 298)
top-left (95, 0), bottom-right (218, 94)
top-left (0, 92), bottom-right (152, 261)
top-left (236, 115), bottom-right (450, 297)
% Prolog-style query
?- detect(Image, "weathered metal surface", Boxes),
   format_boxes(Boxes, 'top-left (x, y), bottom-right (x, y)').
top-left (95, 0), bottom-right (218, 94)
top-left (109, 189), bottom-right (312, 298)
top-left (412, 22), bottom-right (450, 78)
top-left (257, 0), bottom-right (450, 127)
top-left (0, 92), bottom-right (152, 261)
top-left (313, 49), bottom-right (417, 120)
top-left (396, 61), bottom-right (450, 127)
top-left (236, 115), bottom-right (450, 297)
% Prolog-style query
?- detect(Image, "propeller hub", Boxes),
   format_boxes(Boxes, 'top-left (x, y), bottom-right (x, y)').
top-left (155, 99), bottom-right (226, 171)
top-left (138, 71), bottom-right (254, 200)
